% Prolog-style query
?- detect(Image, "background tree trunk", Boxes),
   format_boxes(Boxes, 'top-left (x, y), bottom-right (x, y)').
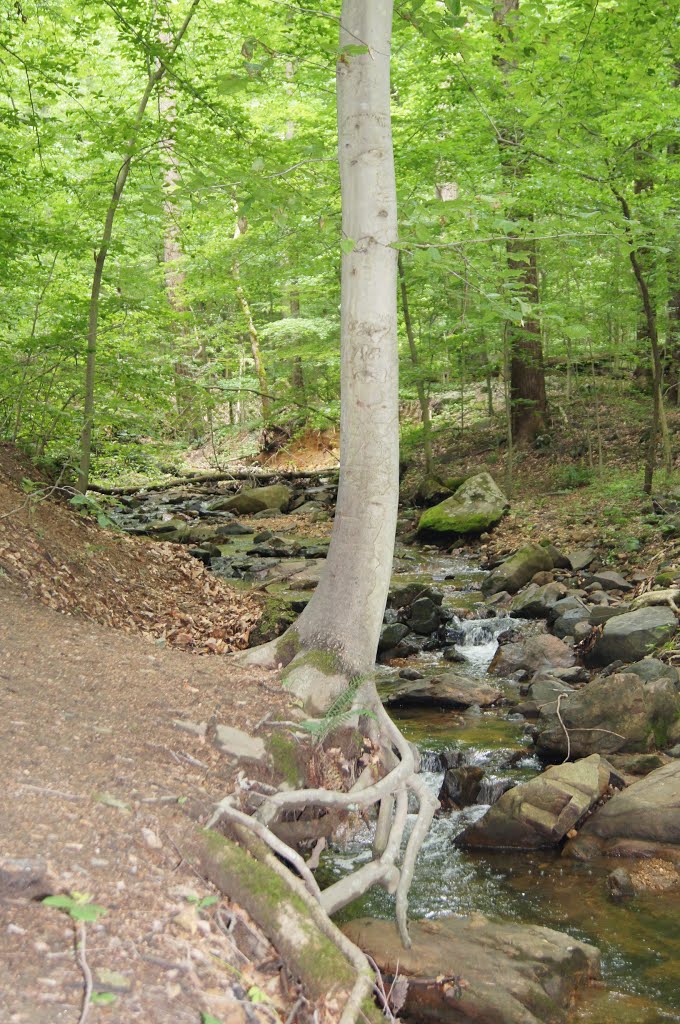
top-left (77, 0), bottom-right (200, 492)
top-left (159, 71), bottom-right (201, 440)
top-left (494, 0), bottom-right (548, 445)
top-left (398, 252), bottom-right (433, 477)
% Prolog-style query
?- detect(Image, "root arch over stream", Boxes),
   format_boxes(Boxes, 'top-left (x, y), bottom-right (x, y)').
top-left (224, 629), bottom-right (438, 955)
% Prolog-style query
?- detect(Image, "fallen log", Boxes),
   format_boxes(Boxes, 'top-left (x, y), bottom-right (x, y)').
top-left (88, 466), bottom-right (340, 496)
top-left (186, 828), bottom-right (381, 1024)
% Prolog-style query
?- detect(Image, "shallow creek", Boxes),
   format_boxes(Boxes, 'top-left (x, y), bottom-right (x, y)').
top-left (113, 484), bottom-right (679, 1022)
top-left (320, 549), bottom-right (680, 1024)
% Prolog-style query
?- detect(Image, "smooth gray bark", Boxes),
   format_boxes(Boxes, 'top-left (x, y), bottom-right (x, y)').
top-left (291, 0), bottom-right (399, 682)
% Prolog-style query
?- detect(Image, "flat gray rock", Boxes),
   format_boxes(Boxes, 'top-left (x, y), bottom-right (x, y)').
top-left (587, 607), bottom-right (676, 666)
top-left (455, 754), bottom-right (611, 849)
top-left (578, 760), bottom-right (680, 846)
top-left (342, 914), bottom-right (600, 1024)
top-left (212, 725), bottom-right (267, 763)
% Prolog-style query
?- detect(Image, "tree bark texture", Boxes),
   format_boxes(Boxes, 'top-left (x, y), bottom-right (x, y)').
top-left (494, 0), bottom-right (548, 445)
top-left (398, 252), bottom-right (433, 476)
top-left (613, 187), bottom-right (672, 493)
top-left (159, 74), bottom-right (202, 439)
top-left (291, 0), bottom-right (399, 681)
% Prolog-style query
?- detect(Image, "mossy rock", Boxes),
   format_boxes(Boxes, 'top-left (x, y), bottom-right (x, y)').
top-left (267, 732), bottom-right (303, 787)
top-left (249, 596), bottom-right (297, 646)
top-left (417, 472), bottom-right (509, 542)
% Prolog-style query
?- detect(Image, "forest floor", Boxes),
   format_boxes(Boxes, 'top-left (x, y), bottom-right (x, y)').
top-left (0, 447), bottom-right (316, 1024)
top-left (1, 381), bottom-right (679, 1024)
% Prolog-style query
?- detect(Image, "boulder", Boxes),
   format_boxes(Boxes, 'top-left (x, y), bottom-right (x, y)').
top-left (566, 547), bottom-right (596, 571)
top-left (182, 522), bottom-right (253, 544)
top-left (388, 583), bottom-right (444, 610)
top-left (489, 634), bottom-right (575, 677)
top-left (625, 657), bottom-right (680, 687)
top-left (549, 596), bottom-right (591, 639)
top-left (515, 675), bottom-right (574, 719)
top-left (209, 484), bottom-right (292, 515)
top-left (534, 673), bottom-right (657, 760)
top-left (378, 623), bottom-right (410, 653)
top-left (509, 581), bottom-right (568, 619)
top-left (586, 570), bottom-right (634, 593)
top-left (540, 542), bottom-right (570, 569)
top-left (566, 761), bottom-right (680, 853)
top-left (588, 605), bottom-right (628, 626)
top-left (482, 543), bottom-right (554, 597)
top-left (342, 915), bottom-right (600, 1024)
top-left (438, 765), bottom-right (484, 809)
top-left (381, 672), bottom-right (501, 709)
top-left (417, 472), bottom-right (508, 541)
top-left (586, 607), bottom-right (676, 666)
top-left (455, 755), bottom-right (611, 850)
top-left (406, 597), bottom-right (442, 635)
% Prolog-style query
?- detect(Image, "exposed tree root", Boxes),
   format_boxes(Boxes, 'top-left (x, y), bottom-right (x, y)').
top-left (189, 828), bottom-right (381, 1024)
top-left (219, 634), bottom-right (436, 951)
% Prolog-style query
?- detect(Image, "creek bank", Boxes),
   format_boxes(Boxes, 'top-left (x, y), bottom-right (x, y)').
top-left (342, 915), bottom-right (600, 1024)
top-left (107, 474), bottom-right (680, 1019)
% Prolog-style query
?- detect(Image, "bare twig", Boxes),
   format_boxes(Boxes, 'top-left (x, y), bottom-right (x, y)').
top-left (556, 692), bottom-right (571, 764)
top-left (76, 922), bottom-right (93, 1024)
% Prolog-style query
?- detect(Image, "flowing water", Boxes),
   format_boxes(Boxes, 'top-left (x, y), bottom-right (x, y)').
top-left (112, 488), bottom-right (680, 1022)
top-left (323, 547), bottom-right (680, 1024)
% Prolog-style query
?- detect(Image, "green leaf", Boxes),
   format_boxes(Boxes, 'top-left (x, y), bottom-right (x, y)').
top-left (340, 238), bottom-right (356, 254)
top-left (215, 74), bottom-right (248, 95)
top-left (201, 1015), bottom-right (223, 1024)
top-left (70, 902), bottom-right (108, 922)
top-left (43, 895), bottom-right (77, 910)
top-left (198, 895), bottom-right (219, 909)
top-left (247, 985), bottom-right (273, 1005)
top-left (91, 992), bottom-right (117, 1006)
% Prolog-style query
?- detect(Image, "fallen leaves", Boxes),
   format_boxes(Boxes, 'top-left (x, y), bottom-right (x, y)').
top-left (0, 457), bottom-right (263, 655)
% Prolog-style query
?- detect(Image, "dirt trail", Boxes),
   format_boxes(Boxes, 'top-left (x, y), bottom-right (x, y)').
top-left (0, 580), bottom-right (298, 1024)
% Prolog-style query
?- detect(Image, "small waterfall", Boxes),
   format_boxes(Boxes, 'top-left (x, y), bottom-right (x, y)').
top-left (445, 612), bottom-right (521, 674)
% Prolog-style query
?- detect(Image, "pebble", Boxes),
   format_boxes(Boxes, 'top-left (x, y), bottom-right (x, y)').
top-left (142, 828), bottom-right (163, 849)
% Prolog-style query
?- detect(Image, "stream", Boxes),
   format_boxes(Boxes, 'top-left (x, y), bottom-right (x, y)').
top-left (110, 487), bottom-right (680, 1023)
top-left (323, 549), bottom-right (680, 1024)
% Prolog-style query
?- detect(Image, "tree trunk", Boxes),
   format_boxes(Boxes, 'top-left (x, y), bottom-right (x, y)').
top-left (289, 290), bottom-right (307, 420)
top-left (613, 187), bottom-right (672, 492)
top-left (494, 0), bottom-right (548, 445)
top-left (506, 235), bottom-right (547, 443)
top-left (232, 261), bottom-right (271, 422)
top-left (398, 252), bottom-right (433, 477)
top-left (159, 71), bottom-right (201, 440)
top-left (77, 0), bottom-right (200, 492)
top-left (668, 283), bottom-right (680, 407)
top-left (284, 0), bottom-right (400, 691)
top-left (237, 0), bottom-right (437, 949)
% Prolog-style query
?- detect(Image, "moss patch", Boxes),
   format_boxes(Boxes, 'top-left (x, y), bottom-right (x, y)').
top-left (267, 732), bottom-right (301, 787)
top-left (199, 830), bottom-right (356, 1000)
top-left (282, 647), bottom-right (342, 684)
top-left (418, 504), bottom-right (504, 538)
top-left (275, 628), bottom-right (301, 667)
top-left (249, 596), bottom-right (297, 646)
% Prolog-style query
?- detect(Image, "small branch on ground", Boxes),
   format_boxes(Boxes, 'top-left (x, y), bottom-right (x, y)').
top-left (76, 921), bottom-right (93, 1024)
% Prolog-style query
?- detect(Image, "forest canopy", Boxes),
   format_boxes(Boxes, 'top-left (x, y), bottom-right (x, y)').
top-left (0, 0), bottom-right (678, 486)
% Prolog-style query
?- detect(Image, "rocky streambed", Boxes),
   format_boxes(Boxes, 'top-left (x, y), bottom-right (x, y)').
top-left (108, 476), bottom-right (680, 1024)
